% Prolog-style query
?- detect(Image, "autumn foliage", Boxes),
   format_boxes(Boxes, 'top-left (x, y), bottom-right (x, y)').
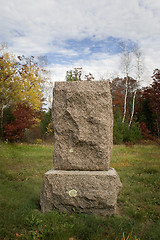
top-left (139, 122), bottom-right (151, 139)
top-left (0, 45), bottom-right (46, 140)
top-left (145, 69), bottom-right (160, 137)
top-left (110, 70), bottom-right (160, 142)
top-left (4, 103), bottom-right (38, 141)
top-left (1, 46), bottom-right (160, 143)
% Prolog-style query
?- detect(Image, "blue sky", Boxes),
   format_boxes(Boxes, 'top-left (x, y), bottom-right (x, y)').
top-left (47, 37), bottom-right (127, 64)
top-left (1, 0), bottom-right (160, 85)
top-left (47, 37), bottom-right (136, 64)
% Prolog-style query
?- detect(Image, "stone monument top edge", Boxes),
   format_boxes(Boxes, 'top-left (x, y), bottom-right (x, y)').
top-left (54, 80), bottom-right (109, 85)
top-left (54, 80), bottom-right (110, 92)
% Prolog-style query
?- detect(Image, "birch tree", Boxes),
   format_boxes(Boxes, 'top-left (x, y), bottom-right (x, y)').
top-left (120, 43), bottom-right (132, 123)
top-left (129, 46), bottom-right (143, 127)
top-left (38, 56), bottom-right (53, 110)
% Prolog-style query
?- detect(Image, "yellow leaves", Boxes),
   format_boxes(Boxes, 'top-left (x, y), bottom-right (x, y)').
top-left (0, 44), bottom-right (43, 112)
top-left (46, 121), bottom-right (53, 136)
top-left (17, 64), bottom-right (43, 111)
top-left (32, 116), bottom-right (41, 125)
top-left (0, 51), bottom-right (19, 106)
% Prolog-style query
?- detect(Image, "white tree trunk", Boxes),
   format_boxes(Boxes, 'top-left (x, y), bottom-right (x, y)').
top-left (129, 90), bottom-right (137, 127)
top-left (122, 75), bottom-right (128, 123)
top-left (129, 46), bottom-right (143, 127)
top-left (120, 43), bottom-right (131, 124)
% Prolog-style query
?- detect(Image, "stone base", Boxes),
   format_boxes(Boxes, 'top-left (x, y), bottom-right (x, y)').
top-left (40, 168), bottom-right (122, 216)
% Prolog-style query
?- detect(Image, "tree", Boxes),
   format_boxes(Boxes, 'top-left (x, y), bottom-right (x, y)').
top-left (40, 109), bottom-right (52, 136)
top-left (66, 67), bottom-right (82, 81)
top-left (129, 46), bottom-right (144, 127)
top-left (120, 43), bottom-right (132, 123)
top-left (0, 45), bottom-right (44, 139)
top-left (110, 77), bottom-right (125, 113)
top-left (84, 72), bottom-right (94, 81)
top-left (38, 56), bottom-right (53, 110)
top-left (136, 69), bottom-right (160, 138)
top-left (110, 76), bottom-right (137, 118)
top-left (136, 90), bottom-right (154, 134)
top-left (4, 103), bottom-right (38, 141)
top-left (0, 45), bottom-right (21, 138)
top-left (110, 76), bottom-right (142, 144)
top-left (142, 69), bottom-right (160, 137)
top-left (120, 43), bottom-right (144, 127)
top-left (17, 55), bottom-right (43, 110)
top-left (113, 107), bottom-right (142, 144)
top-left (65, 67), bottom-right (95, 82)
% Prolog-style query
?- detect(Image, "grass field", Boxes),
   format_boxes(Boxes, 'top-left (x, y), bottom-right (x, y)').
top-left (0, 141), bottom-right (160, 240)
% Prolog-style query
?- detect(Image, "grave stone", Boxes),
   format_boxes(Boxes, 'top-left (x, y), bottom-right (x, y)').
top-left (40, 80), bottom-right (122, 216)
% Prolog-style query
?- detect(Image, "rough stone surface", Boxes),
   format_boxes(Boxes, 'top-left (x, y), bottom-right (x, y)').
top-left (41, 80), bottom-right (122, 216)
top-left (40, 168), bottom-right (122, 216)
top-left (53, 80), bottom-right (113, 171)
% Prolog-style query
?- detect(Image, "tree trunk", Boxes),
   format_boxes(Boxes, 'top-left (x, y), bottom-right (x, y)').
top-left (122, 76), bottom-right (128, 123)
top-left (129, 90), bottom-right (137, 127)
top-left (0, 104), bottom-right (6, 140)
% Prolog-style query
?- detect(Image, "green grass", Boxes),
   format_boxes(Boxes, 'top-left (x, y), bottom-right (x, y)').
top-left (0, 142), bottom-right (160, 240)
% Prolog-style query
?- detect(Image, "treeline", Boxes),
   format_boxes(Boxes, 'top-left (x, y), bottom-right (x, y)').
top-left (0, 46), bottom-right (160, 144)
top-left (0, 44), bottom-right (53, 142)
top-left (110, 71), bottom-right (160, 143)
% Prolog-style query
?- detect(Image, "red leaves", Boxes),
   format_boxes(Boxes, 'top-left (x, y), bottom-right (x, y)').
top-left (141, 69), bottom-right (160, 137)
top-left (139, 122), bottom-right (151, 139)
top-left (4, 103), bottom-right (37, 141)
top-left (84, 73), bottom-right (94, 81)
top-left (110, 76), bottom-right (137, 115)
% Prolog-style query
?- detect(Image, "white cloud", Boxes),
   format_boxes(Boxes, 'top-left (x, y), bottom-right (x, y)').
top-left (49, 52), bottom-right (121, 84)
top-left (1, 0), bottom-right (160, 85)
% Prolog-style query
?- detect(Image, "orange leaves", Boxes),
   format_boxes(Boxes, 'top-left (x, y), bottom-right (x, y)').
top-left (4, 103), bottom-right (38, 141)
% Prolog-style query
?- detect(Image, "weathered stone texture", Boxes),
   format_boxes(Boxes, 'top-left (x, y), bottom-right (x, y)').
top-left (40, 168), bottom-right (122, 216)
top-left (53, 81), bottom-right (113, 171)
top-left (40, 80), bottom-right (122, 216)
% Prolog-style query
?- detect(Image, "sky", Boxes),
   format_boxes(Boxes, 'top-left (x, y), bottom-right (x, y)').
top-left (1, 0), bottom-right (160, 86)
